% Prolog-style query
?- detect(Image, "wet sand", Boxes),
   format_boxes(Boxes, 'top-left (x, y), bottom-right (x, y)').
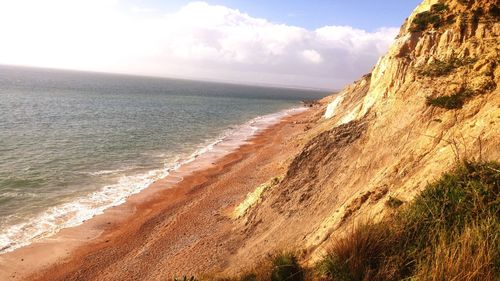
top-left (0, 107), bottom-right (318, 281)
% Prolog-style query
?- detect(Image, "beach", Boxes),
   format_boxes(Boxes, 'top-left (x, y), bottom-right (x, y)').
top-left (0, 105), bottom-right (320, 281)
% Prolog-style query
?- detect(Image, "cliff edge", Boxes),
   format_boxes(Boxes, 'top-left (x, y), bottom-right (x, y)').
top-left (227, 0), bottom-right (499, 272)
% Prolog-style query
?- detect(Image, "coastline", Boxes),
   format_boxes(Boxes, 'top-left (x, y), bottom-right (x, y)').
top-left (0, 107), bottom-right (307, 256)
top-left (0, 106), bottom-right (320, 280)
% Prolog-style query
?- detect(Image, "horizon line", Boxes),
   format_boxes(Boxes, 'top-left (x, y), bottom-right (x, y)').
top-left (1, 63), bottom-right (337, 93)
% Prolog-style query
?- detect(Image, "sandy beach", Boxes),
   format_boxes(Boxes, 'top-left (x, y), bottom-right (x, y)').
top-left (0, 106), bottom-right (320, 281)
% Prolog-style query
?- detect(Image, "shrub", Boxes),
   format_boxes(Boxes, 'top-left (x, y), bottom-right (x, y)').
top-left (426, 94), bottom-right (465, 109)
top-left (415, 56), bottom-right (477, 77)
top-left (271, 253), bottom-right (304, 281)
top-left (410, 11), bottom-right (442, 32)
top-left (425, 88), bottom-right (475, 109)
top-left (417, 59), bottom-right (455, 76)
top-left (316, 255), bottom-right (352, 281)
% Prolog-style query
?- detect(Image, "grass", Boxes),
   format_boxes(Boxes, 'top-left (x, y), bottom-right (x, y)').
top-left (425, 88), bottom-right (475, 109)
top-left (415, 56), bottom-right (477, 77)
top-left (316, 223), bottom-right (396, 281)
top-left (317, 161), bottom-right (500, 281)
top-left (211, 252), bottom-right (305, 281)
top-left (414, 220), bottom-right (499, 281)
top-left (176, 161), bottom-right (500, 281)
top-left (271, 253), bottom-right (304, 281)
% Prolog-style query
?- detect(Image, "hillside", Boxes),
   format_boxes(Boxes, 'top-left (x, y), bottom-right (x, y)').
top-left (224, 0), bottom-right (499, 275)
top-left (6, 1), bottom-right (497, 280)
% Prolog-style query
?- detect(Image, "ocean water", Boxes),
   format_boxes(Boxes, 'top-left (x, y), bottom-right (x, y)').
top-left (0, 65), bottom-right (328, 253)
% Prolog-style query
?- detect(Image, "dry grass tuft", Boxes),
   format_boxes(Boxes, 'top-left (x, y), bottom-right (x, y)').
top-left (316, 161), bottom-right (499, 281)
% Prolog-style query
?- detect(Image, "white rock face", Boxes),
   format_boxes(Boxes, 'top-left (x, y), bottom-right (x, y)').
top-left (338, 104), bottom-right (362, 125)
top-left (323, 0), bottom-right (440, 124)
top-left (324, 94), bottom-right (344, 119)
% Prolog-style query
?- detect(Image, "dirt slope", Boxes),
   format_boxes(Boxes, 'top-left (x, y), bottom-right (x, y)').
top-left (225, 0), bottom-right (500, 272)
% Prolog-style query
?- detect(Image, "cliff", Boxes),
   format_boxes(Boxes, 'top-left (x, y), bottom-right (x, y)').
top-left (227, 0), bottom-right (499, 271)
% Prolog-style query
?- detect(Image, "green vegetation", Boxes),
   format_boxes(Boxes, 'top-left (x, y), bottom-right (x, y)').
top-left (317, 223), bottom-right (395, 281)
top-left (410, 11), bottom-right (441, 32)
top-left (271, 253), bottom-right (304, 281)
top-left (176, 161), bottom-right (499, 281)
top-left (425, 88), bottom-right (475, 109)
top-left (410, 4), bottom-right (449, 32)
top-left (204, 252), bottom-right (306, 281)
top-left (316, 161), bottom-right (499, 281)
top-left (415, 56), bottom-right (477, 77)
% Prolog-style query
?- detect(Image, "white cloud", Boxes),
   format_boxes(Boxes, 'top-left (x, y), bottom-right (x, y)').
top-left (302, 50), bottom-right (323, 64)
top-left (0, 0), bottom-right (399, 89)
top-left (131, 6), bottom-right (157, 13)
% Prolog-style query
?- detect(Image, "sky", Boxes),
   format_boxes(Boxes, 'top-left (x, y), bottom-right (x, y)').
top-left (0, 0), bottom-right (421, 89)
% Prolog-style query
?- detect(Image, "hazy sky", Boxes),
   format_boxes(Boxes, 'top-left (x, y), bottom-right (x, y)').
top-left (0, 0), bottom-right (421, 89)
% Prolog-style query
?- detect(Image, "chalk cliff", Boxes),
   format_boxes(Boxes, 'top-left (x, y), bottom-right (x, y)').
top-left (228, 0), bottom-right (499, 270)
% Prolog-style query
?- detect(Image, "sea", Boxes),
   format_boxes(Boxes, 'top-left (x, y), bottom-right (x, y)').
top-left (0, 65), bottom-right (328, 253)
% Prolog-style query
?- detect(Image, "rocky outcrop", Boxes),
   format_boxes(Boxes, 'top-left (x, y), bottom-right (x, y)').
top-left (226, 0), bottom-right (499, 271)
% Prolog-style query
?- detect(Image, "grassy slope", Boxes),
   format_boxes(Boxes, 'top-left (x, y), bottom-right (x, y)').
top-left (181, 161), bottom-right (499, 281)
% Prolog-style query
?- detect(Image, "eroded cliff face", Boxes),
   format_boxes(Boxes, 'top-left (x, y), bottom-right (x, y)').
top-left (226, 0), bottom-right (499, 271)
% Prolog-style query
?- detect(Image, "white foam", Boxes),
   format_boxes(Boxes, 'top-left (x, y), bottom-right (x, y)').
top-left (0, 106), bottom-right (307, 254)
top-left (85, 169), bottom-right (130, 176)
top-left (0, 191), bottom-right (38, 198)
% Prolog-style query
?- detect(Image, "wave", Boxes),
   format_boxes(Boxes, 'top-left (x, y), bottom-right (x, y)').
top-left (0, 107), bottom-right (306, 254)
top-left (78, 168), bottom-right (131, 176)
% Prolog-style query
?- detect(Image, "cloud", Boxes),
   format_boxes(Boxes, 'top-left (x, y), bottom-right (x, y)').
top-left (0, 0), bottom-right (398, 89)
top-left (302, 50), bottom-right (323, 64)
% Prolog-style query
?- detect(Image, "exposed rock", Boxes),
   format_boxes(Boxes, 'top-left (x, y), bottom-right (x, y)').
top-left (226, 0), bottom-right (499, 270)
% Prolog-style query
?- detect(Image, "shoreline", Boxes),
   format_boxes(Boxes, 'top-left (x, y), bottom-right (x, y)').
top-left (0, 106), bottom-right (319, 281)
top-left (0, 107), bottom-right (306, 256)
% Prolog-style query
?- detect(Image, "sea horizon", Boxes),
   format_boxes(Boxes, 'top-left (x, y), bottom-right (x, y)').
top-left (0, 64), bottom-right (337, 93)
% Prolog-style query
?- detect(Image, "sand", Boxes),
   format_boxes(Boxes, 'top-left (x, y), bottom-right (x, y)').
top-left (0, 107), bottom-right (319, 281)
